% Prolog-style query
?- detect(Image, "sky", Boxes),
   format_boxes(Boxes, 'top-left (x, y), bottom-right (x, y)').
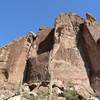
top-left (0, 0), bottom-right (100, 47)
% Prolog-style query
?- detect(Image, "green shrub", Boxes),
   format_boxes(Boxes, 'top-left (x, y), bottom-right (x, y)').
top-left (63, 88), bottom-right (78, 100)
top-left (63, 87), bottom-right (85, 100)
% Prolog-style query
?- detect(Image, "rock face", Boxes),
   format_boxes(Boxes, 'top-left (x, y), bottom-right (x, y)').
top-left (0, 12), bottom-right (100, 99)
top-left (23, 28), bottom-right (54, 83)
top-left (0, 34), bottom-right (35, 83)
top-left (82, 21), bottom-right (100, 97)
top-left (49, 13), bottom-right (93, 98)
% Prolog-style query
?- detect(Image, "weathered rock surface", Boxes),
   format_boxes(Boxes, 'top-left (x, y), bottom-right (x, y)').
top-left (82, 20), bottom-right (100, 98)
top-left (49, 13), bottom-right (94, 98)
top-left (0, 34), bottom-right (36, 83)
top-left (23, 28), bottom-right (54, 83)
top-left (0, 12), bottom-right (100, 99)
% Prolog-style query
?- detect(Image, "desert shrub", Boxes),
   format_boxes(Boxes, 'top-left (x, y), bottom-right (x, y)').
top-left (63, 87), bottom-right (86, 100)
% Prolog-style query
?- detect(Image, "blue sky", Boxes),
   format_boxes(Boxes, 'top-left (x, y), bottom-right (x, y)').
top-left (0, 0), bottom-right (100, 47)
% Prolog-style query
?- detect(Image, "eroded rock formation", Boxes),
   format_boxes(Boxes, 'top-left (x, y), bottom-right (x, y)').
top-left (0, 12), bottom-right (100, 99)
top-left (50, 13), bottom-right (94, 98)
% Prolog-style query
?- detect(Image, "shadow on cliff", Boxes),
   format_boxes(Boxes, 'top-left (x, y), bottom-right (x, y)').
top-left (76, 24), bottom-right (100, 98)
top-left (37, 29), bottom-right (54, 54)
top-left (76, 24), bottom-right (93, 81)
top-left (23, 29), bottom-right (54, 83)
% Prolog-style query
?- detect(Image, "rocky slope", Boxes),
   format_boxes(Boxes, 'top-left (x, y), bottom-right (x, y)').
top-left (0, 12), bottom-right (100, 100)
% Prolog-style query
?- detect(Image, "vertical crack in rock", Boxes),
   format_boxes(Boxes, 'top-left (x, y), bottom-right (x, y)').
top-left (23, 32), bottom-right (37, 83)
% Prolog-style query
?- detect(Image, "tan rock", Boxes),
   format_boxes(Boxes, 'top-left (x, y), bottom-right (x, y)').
top-left (49, 13), bottom-right (94, 98)
top-left (8, 95), bottom-right (21, 100)
top-left (1, 12), bottom-right (100, 99)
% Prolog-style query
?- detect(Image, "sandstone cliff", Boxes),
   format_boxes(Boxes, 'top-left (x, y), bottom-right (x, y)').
top-left (0, 12), bottom-right (100, 100)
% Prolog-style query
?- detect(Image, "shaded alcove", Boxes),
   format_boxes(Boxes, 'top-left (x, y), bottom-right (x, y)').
top-left (37, 29), bottom-right (55, 54)
top-left (23, 58), bottom-right (32, 83)
top-left (23, 57), bottom-right (50, 84)
top-left (23, 29), bottom-right (54, 84)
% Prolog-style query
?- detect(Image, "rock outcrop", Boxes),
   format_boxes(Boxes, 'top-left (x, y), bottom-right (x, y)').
top-left (0, 12), bottom-right (100, 99)
top-left (82, 20), bottom-right (100, 97)
top-left (49, 13), bottom-right (94, 98)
